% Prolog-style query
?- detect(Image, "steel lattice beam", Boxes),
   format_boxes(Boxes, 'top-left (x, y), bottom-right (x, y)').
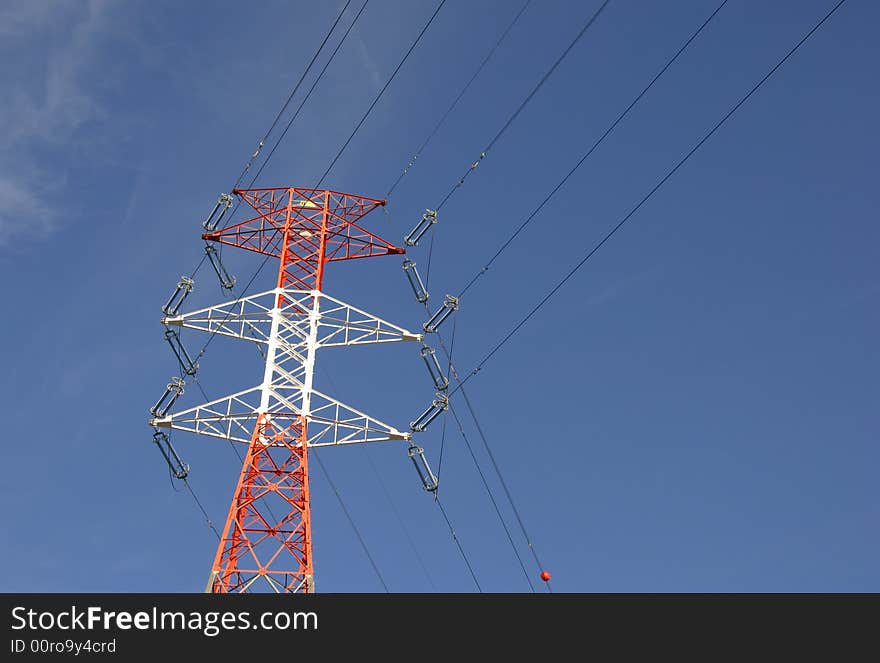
top-left (159, 187), bottom-right (416, 593)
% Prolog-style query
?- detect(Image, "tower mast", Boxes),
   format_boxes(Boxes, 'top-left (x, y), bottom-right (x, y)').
top-left (152, 186), bottom-right (422, 592)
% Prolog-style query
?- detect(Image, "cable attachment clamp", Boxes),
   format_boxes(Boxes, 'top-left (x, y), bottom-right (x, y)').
top-left (410, 392), bottom-right (448, 432)
top-left (404, 209), bottom-right (438, 247)
top-left (203, 193), bottom-right (234, 232)
top-left (150, 376), bottom-right (185, 417)
top-left (408, 443), bottom-right (439, 492)
top-left (419, 345), bottom-right (448, 391)
top-left (162, 276), bottom-right (194, 316)
top-left (423, 294), bottom-right (458, 333)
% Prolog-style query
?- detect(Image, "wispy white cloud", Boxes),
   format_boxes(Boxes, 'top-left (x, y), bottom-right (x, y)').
top-left (0, 0), bottom-right (115, 244)
top-left (0, 0), bottom-right (67, 37)
top-left (582, 266), bottom-right (665, 310)
top-left (353, 29), bottom-right (383, 90)
top-left (0, 0), bottom-right (109, 147)
top-left (0, 176), bottom-right (55, 245)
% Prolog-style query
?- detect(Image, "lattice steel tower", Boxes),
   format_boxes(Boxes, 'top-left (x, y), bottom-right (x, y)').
top-left (150, 187), bottom-right (424, 592)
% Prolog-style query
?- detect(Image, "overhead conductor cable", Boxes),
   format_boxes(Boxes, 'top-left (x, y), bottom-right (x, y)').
top-left (177, 0), bottom-right (358, 282)
top-left (315, 0), bottom-right (448, 189)
top-left (433, 0), bottom-right (611, 213)
top-left (457, 0), bottom-right (732, 298)
top-left (451, 0), bottom-right (849, 395)
top-left (385, 0), bottom-right (534, 198)
top-left (405, 0), bottom-right (736, 592)
top-left (187, 0), bottom-right (430, 367)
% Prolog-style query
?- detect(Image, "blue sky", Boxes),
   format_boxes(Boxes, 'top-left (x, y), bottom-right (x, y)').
top-left (0, 0), bottom-right (876, 592)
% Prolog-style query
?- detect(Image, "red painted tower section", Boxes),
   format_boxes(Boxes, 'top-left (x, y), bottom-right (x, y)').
top-left (202, 187), bottom-right (402, 593)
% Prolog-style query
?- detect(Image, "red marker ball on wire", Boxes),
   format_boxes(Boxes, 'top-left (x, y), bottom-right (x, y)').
top-left (540, 570), bottom-right (551, 582)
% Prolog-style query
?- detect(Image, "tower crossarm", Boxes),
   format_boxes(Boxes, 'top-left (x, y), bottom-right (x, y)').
top-left (150, 383), bottom-right (411, 447)
top-left (202, 188), bottom-right (403, 268)
top-left (161, 289), bottom-right (278, 344)
top-left (313, 292), bottom-right (423, 347)
top-left (162, 289), bottom-right (422, 348)
top-left (304, 387), bottom-right (412, 446)
top-left (150, 384), bottom-right (264, 444)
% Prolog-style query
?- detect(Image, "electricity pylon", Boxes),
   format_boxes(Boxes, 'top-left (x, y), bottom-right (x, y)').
top-left (150, 187), bottom-right (422, 593)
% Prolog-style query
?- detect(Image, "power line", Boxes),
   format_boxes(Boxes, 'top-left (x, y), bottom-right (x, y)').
top-left (435, 495), bottom-right (482, 591)
top-left (155, 426), bottom-right (221, 540)
top-left (412, 0), bottom-right (614, 379)
top-left (188, 2), bottom-right (374, 365)
top-left (385, 0), bottom-right (533, 199)
top-left (430, 329), bottom-right (549, 590)
top-left (188, 251), bottom-right (208, 280)
top-left (392, 5), bottom-right (618, 591)
top-left (184, 2), bottom-right (355, 282)
top-left (434, 315), bottom-right (456, 484)
top-left (403, 0), bottom-right (731, 592)
top-left (404, 203), bottom-right (548, 588)
top-left (316, 335), bottom-right (479, 595)
top-left (232, 0), bottom-right (354, 190)
top-left (188, 0), bottom-right (420, 369)
top-left (419, 306), bottom-right (543, 592)
top-left (210, 0), bottom-right (370, 234)
top-left (317, 363), bottom-right (438, 591)
top-left (181, 477), bottom-right (222, 541)
top-left (188, 0), bottom-right (369, 301)
top-left (458, 0), bottom-right (729, 298)
top-left (240, 0), bottom-right (372, 192)
top-left (315, 0), bottom-right (449, 189)
top-left (413, 278), bottom-right (544, 589)
top-left (425, 232), bottom-right (437, 289)
top-left (445, 399), bottom-right (535, 592)
top-left (362, 447), bottom-right (438, 591)
top-left (189, 376), bottom-right (281, 532)
top-left (193, 252), bottom-right (274, 361)
top-left (313, 450), bottom-right (390, 592)
top-left (455, 382), bottom-right (549, 592)
top-left (451, 0), bottom-right (848, 395)
top-left (433, 0), bottom-right (612, 213)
